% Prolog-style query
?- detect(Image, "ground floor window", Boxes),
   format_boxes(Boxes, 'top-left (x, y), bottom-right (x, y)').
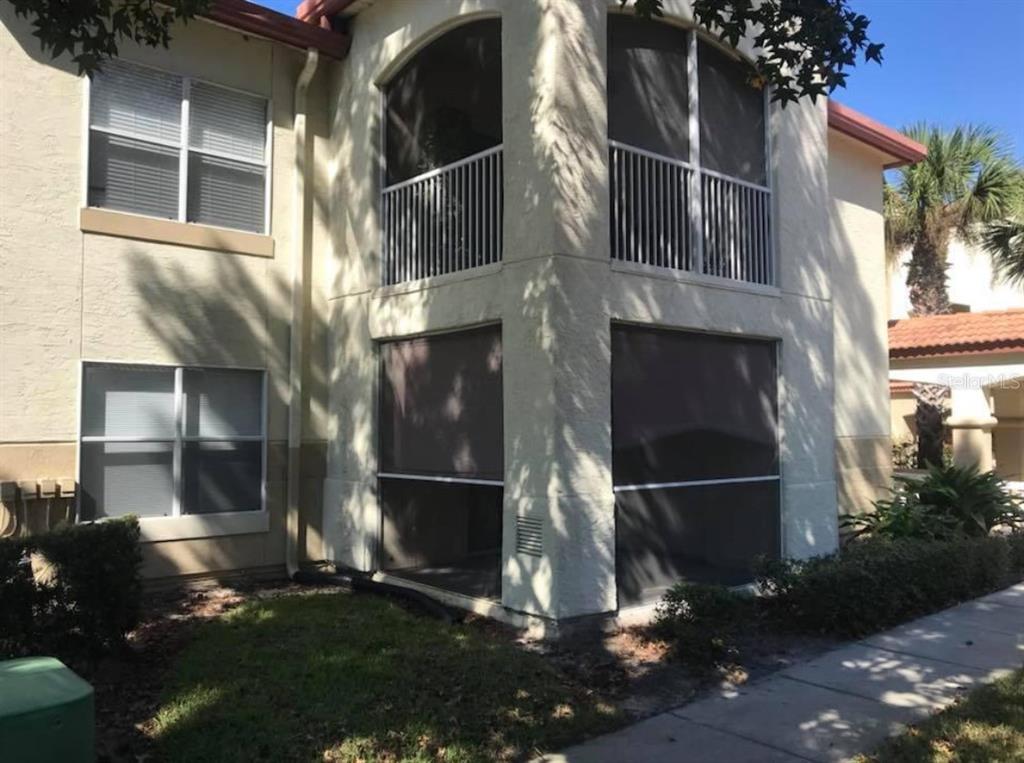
top-left (377, 326), bottom-right (503, 599)
top-left (611, 325), bottom-right (780, 605)
top-left (79, 363), bottom-right (265, 520)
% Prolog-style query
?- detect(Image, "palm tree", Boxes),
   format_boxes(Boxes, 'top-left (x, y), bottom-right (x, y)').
top-left (981, 186), bottom-right (1024, 286)
top-left (885, 125), bottom-right (1022, 468)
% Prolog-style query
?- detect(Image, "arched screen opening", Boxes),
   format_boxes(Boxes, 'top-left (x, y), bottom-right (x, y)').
top-left (384, 19), bottom-right (502, 186)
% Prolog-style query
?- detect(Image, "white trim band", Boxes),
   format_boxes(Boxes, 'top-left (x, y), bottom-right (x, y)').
top-left (613, 474), bottom-right (780, 493)
top-left (377, 472), bottom-right (504, 487)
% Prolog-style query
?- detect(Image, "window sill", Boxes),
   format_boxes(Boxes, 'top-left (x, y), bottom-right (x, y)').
top-left (137, 511), bottom-right (269, 543)
top-left (80, 208), bottom-right (274, 258)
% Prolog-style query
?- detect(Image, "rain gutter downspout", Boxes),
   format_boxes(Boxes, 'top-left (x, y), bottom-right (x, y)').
top-left (286, 47), bottom-right (320, 579)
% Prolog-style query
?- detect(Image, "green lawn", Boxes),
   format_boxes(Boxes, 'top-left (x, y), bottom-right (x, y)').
top-left (151, 591), bottom-right (621, 762)
top-left (861, 668), bottom-right (1024, 762)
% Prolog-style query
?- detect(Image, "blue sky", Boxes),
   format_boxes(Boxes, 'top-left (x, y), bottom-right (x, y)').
top-left (843, 0), bottom-right (1024, 160)
top-left (260, 0), bottom-right (1024, 159)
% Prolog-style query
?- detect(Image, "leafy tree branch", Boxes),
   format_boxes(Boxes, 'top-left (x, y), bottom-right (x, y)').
top-left (8, 0), bottom-right (880, 105)
top-left (628, 0), bottom-right (884, 104)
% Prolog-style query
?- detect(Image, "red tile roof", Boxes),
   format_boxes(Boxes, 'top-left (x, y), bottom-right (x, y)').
top-left (828, 101), bottom-right (927, 168)
top-left (889, 380), bottom-right (915, 395)
top-left (889, 310), bottom-right (1024, 360)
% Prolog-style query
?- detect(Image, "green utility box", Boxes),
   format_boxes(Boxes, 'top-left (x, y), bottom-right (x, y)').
top-left (0, 657), bottom-right (94, 762)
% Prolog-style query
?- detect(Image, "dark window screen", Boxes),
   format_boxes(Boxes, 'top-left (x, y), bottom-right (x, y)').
top-left (611, 325), bottom-right (779, 602)
top-left (611, 326), bottom-right (778, 486)
top-left (380, 325), bottom-right (503, 480)
top-left (616, 480), bottom-right (780, 603)
top-left (607, 15), bottom-right (690, 161)
top-left (385, 19), bottom-right (502, 185)
top-left (378, 325), bottom-right (503, 600)
top-left (380, 479), bottom-right (502, 600)
top-left (698, 40), bottom-right (766, 185)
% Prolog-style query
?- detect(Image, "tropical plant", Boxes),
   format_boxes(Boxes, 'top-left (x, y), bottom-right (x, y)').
top-left (885, 126), bottom-right (1022, 314)
top-left (885, 125), bottom-right (1023, 467)
top-left (981, 187), bottom-right (1024, 286)
top-left (842, 462), bottom-right (1024, 541)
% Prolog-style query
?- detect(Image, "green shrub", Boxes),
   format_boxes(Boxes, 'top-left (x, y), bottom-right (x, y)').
top-left (842, 463), bottom-right (1024, 541)
top-left (1009, 531), bottom-right (1024, 574)
top-left (0, 539), bottom-right (36, 657)
top-left (653, 582), bottom-right (754, 672)
top-left (756, 536), bottom-right (1012, 638)
top-left (0, 517), bottom-right (142, 659)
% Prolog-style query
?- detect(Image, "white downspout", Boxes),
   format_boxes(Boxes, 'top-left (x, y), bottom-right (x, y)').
top-left (287, 47), bottom-right (320, 578)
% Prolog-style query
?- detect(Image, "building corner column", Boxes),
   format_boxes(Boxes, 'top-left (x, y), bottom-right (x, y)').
top-left (498, 0), bottom-right (615, 621)
top-left (947, 386), bottom-right (997, 471)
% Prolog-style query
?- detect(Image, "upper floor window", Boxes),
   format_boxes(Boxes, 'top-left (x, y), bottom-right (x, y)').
top-left (384, 19), bottom-right (502, 185)
top-left (607, 15), bottom-right (772, 286)
top-left (87, 60), bottom-right (270, 234)
top-left (380, 19), bottom-right (503, 285)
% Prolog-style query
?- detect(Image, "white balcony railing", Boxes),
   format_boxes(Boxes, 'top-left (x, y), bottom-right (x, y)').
top-left (610, 140), bottom-right (773, 286)
top-left (381, 145), bottom-right (503, 286)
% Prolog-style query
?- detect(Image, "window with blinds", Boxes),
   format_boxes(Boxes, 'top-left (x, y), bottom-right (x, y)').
top-left (87, 60), bottom-right (269, 233)
top-left (79, 363), bottom-right (265, 521)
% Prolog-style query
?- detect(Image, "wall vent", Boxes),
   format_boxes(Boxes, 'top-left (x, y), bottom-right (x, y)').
top-left (515, 515), bottom-right (543, 557)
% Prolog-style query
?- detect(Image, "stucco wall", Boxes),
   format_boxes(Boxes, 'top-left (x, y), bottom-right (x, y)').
top-left (889, 238), bottom-right (1024, 319)
top-left (0, 8), bottom-right (330, 576)
top-left (322, 0), bottom-right (841, 621)
top-left (828, 130), bottom-right (892, 513)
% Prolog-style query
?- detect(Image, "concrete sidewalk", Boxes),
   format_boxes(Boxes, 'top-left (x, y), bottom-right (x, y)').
top-left (540, 582), bottom-right (1024, 762)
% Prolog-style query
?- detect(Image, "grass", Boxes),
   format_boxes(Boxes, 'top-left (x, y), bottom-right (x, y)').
top-left (861, 668), bottom-right (1024, 762)
top-left (150, 591), bottom-right (622, 762)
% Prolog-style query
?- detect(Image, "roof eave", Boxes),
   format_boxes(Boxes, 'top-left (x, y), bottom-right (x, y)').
top-left (204, 0), bottom-right (350, 58)
top-left (828, 100), bottom-right (927, 168)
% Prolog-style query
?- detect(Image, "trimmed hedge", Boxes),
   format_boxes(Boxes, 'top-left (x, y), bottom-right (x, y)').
top-left (0, 517), bottom-right (142, 659)
top-left (654, 534), bottom-right (1024, 666)
top-left (756, 534), bottom-right (1021, 638)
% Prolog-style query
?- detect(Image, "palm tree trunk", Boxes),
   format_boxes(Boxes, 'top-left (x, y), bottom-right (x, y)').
top-left (906, 223), bottom-right (952, 468)
top-left (913, 382), bottom-right (948, 468)
top-left (906, 227), bottom-right (951, 316)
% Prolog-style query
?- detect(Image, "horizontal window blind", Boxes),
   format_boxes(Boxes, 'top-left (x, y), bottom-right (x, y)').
top-left (82, 364), bottom-right (176, 439)
top-left (90, 60), bottom-right (182, 143)
top-left (186, 153), bottom-right (265, 233)
top-left (88, 133), bottom-right (180, 220)
top-left (88, 60), bottom-right (269, 233)
top-left (189, 82), bottom-right (267, 162)
top-left (183, 368), bottom-right (263, 438)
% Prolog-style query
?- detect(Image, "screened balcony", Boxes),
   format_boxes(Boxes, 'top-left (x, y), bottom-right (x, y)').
top-left (381, 19), bottom-right (502, 286)
top-left (608, 16), bottom-right (773, 286)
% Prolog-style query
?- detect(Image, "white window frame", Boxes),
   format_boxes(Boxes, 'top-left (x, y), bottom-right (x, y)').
top-left (77, 360), bottom-right (269, 542)
top-left (81, 61), bottom-right (274, 235)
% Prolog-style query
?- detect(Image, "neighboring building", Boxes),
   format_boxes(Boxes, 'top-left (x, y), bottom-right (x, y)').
top-left (889, 238), bottom-right (1024, 320)
top-left (888, 230), bottom-right (1024, 478)
top-left (0, 0), bottom-right (924, 625)
top-left (890, 310), bottom-right (1024, 483)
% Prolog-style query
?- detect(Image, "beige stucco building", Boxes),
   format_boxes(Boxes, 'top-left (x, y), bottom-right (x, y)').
top-left (1, 0), bottom-right (924, 625)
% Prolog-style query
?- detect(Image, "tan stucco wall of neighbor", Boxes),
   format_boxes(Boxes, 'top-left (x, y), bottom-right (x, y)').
top-left (0, 7), bottom-right (331, 577)
top-left (322, 0), bottom-right (841, 622)
top-left (890, 392), bottom-right (917, 444)
top-left (828, 130), bottom-right (892, 513)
